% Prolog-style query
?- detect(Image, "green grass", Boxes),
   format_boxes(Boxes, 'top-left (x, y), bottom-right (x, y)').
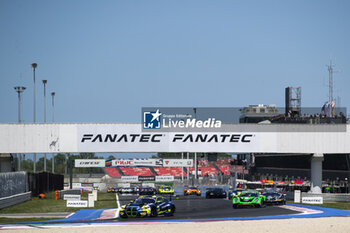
top-left (0, 191), bottom-right (118, 214)
top-left (0, 218), bottom-right (62, 224)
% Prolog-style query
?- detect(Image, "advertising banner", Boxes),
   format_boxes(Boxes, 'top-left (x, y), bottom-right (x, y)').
top-left (121, 176), bottom-right (138, 182)
top-left (67, 200), bottom-right (88, 208)
top-left (294, 190), bottom-right (301, 203)
top-left (77, 124), bottom-right (265, 153)
top-left (63, 194), bottom-right (81, 201)
top-left (112, 159), bottom-right (134, 166)
top-left (138, 176), bottom-right (155, 182)
top-left (302, 197), bottom-right (323, 204)
top-left (155, 176), bottom-right (174, 182)
top-left (163, 159), bottom-right (193, 167)
top-left (75, 159), bottom-right (105, 167)
top-left (133, 159), bottom-right (160, 166)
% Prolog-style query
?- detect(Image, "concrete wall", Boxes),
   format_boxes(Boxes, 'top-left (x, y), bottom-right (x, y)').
top-left (0, 172), bottom-right (26, 198)
top-left (0, 192), bottom-right (31, 209)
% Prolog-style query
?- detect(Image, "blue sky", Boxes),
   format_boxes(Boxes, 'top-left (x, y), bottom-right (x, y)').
top-left (1, 0), bottom-right (350, 124)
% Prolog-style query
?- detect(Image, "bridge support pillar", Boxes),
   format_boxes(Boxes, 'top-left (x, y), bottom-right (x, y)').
top-left (310, 153), bottom-right (324, 194)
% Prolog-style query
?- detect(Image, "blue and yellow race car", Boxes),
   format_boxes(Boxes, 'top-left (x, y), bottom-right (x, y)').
top-left (119, 196), bottom-right (175, 218)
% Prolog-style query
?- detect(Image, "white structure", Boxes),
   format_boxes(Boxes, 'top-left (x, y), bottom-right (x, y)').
top-left (0, 123), bottom-right (349, 193)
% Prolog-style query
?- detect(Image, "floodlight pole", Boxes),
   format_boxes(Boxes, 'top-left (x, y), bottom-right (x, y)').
top-left (32, 63), bottom-right (37, 173)
top-left (14, 86), bottom-right (26, 123)
top-left (42, 80), bottom-right (47, 172)
top-left (14, 86), bottom-right (26, 171)
top-left (51, 92), bottom-right (55, 173)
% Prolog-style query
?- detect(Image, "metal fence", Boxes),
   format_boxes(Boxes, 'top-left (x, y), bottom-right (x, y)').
top-left (0, 192), bottom-right (31, 209)
top-left (0, 172), bottom-right (26, 198)
top-left (174, 174), bottom-right (234, 187)
top-left (27, 172), bottom-right (64, 196)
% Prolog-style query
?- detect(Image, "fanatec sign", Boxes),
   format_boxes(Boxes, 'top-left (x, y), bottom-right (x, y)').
top-left (0, 123), bottom-right (349, 154)
top-left (80, 133), bottom-right (253, 143)
top-left (77, 124), bottom-right (258, 152)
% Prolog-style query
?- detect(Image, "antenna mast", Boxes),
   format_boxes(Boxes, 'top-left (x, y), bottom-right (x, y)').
top-left (327, 61), bottom-right (334, 103)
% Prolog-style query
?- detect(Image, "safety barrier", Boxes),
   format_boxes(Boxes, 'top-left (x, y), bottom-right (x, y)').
top-left (301, 192), bottom-right (350, 202)
top-left (57, 189), bottom-right (82, 200)
top-left (0, 192), bottom-right (31, 209)
top-left (0, 172), bottom-right (26, 198)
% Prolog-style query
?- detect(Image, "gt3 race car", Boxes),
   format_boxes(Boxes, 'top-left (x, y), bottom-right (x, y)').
top-left (107, 187), bottom-right (120, 193)
top-left (232, 190), bottom-right (266, 208)
top-left (262, 192), bottom-right (286, 205)
top-left (158, 186), bottom-right (174, 194)
top-left (118, 187), bottom-right (139, 195)
top-left (119, 196), bottom-right (175, 218)
top-left (205, 187), bottom-right (227, 198)
top-left (139, 187), bottom-right (157, 195)
top-left (228, 189), bottom-right (245, 199)
top-left (184, 186), bottom-right (201, 196)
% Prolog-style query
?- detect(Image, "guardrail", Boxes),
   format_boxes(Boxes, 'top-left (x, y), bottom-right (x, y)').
top-left (57, 189), bottom-right (82, 200)
top-left (0, 192), bottom-right (31, 209)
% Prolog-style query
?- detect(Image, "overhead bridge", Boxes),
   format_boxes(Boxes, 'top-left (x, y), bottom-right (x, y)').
top-left (0, 123), bottom-right (349, 193)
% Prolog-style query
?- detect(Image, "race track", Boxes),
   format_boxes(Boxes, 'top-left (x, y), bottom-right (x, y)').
top-left (2, 194), bottom-right (350, 232)
top-left (116, 195), bottom-right (300, 221)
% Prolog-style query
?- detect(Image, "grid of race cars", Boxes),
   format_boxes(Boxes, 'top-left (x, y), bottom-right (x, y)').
top-left (109, 185), bottom-right (287, 218)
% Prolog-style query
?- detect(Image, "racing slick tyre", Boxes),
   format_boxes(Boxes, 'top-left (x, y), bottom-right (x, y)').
top-left (151, 207), bottom-right (158, 217)
top-left (120, 213), bottom-right (128, 218)
top-left (232, 204), bottom-right (238, 209)
top-left (170, 206), bottom-right (175, 216)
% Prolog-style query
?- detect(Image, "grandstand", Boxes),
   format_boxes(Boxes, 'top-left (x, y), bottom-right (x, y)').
top-left (104, 159), bottom-right (245, 178)
top-left (153, 167), bottom-right (187, 177)
top-left (105, 167), bottom-right (122, 178)
top-left (120, 167), bottom-right (153, 176)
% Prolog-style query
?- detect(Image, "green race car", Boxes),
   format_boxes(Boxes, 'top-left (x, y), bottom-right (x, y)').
top-left (232, 190), bottom-right (266, 208)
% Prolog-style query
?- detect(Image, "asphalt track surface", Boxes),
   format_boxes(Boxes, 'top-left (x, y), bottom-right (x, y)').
top-left (116, 195), bottom-right (300, 221)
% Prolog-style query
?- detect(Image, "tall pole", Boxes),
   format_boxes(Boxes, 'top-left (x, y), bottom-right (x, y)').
top-left (195, 152), bottom-right (197, 180)
top-left (51, 92), bottom-right (55, 122)
top-left (14, 86), bottom-right (26, 123)
top-left (43, 80), bottom-right (47, 122)
top-left (328, 61), bottom-right (334, 103)
top-left (32, 63), bottom-right (37, 123)
top-left (14, 86), bottom-right (26, 171)
top-left (51, 92), bottom-right (55, 173)
top-left (32, 63), bottom-right (37, 173)
top-left (43, 80), bottom-right (47, 172)
top-left (181, 152), bottom-right (184, 181)
top-left (187, 152), bottom-right (189, 181)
